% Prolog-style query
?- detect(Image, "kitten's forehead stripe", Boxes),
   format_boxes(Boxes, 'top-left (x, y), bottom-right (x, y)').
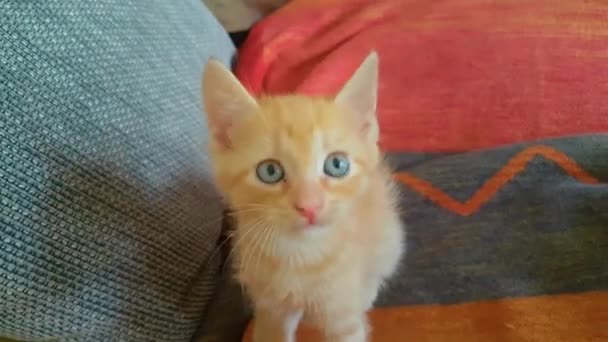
top-left (278, 126), bottom-right (318, 180)
top-left (312, 129), bottom-right (325, 178)
top-left (257, 97), bottom-right (326, 181)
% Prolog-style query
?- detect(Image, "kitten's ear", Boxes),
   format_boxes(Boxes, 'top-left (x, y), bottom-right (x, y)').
top-left (335, 51), bottom-right (379, 141)
top-left (203, 59), bottom-right (258, 149)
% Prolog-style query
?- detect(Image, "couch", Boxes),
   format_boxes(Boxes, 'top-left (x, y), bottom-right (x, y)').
top-left (0, 1), bottom-right (246, 341)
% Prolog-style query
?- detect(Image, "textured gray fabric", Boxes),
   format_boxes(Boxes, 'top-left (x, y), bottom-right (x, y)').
top-left (0, 1), bottom-right (234, 341)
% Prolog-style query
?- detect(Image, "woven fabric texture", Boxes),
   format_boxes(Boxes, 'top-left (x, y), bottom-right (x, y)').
top-left (0, 1), bottom-right (234, 340)
top-left (381, 135), bottom-right (608, 306)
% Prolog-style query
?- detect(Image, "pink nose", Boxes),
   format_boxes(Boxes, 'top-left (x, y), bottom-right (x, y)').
top-left (294, 205), bottom-right (321, 225)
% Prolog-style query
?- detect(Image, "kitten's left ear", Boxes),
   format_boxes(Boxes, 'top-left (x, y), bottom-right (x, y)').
top-left (335, 51), bottom-right (379, 142)
top-left (203, 58), bottom-right (258, 149)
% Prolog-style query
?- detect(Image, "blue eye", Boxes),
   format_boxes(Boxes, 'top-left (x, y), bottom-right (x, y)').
top-left (323, 152), bottom-right (350, 178)
top-left (256, 160), bottom-right (284, 184)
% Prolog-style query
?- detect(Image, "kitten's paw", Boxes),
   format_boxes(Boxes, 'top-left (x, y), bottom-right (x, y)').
top-left (325, 327), bottom-right (368, 342)
top-left (253, 309), bottom-right (302, 342)
top-left (322, 314), bottom-right (369, 342)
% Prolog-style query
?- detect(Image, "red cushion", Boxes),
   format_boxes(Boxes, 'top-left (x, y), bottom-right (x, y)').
top-left (236, 0), bottom-right (608, 152)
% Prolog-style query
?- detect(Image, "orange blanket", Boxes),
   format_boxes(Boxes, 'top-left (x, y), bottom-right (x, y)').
top-left (242, 291), bottom-right (608, 341)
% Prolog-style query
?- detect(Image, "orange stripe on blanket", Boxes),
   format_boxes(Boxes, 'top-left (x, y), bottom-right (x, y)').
top-left (393, 145), bottom-right (600, 216)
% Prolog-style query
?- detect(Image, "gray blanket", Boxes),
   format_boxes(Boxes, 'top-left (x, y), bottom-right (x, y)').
top-left (380, 135), bottom-right (608, 306)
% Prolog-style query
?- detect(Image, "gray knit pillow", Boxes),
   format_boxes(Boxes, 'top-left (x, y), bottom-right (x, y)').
top-left (0, 1), bottom-right (234, 340)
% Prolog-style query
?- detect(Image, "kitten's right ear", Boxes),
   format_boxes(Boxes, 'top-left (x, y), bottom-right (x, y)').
top-left (203, 59), bottom-right (258, 149)
top-left (334, 51), bottom-right (379, 142)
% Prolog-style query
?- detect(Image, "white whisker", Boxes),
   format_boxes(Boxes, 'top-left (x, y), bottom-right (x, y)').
top-left (254, 224), bottom-right (273, 276)
top-left (222, 216), bottom-right (265, 272)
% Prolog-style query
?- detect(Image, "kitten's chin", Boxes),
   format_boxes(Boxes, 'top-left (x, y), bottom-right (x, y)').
top-left (287, 209), bottom-right (344, 233)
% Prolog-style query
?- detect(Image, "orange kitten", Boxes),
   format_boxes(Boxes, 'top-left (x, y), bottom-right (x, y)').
top-left (202, 53), bottom-right (405, 342)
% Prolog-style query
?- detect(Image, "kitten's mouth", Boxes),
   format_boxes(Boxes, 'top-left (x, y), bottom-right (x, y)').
top-left (294, 216), bottom-right (329, 231)
top-left (303, 223), bottom-right (323, 230)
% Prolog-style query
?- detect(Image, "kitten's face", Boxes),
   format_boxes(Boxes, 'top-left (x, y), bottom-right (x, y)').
top-left (203, 53), bottom-right (379, 237)
top-left (214, 96), bottom-right (379, 231)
